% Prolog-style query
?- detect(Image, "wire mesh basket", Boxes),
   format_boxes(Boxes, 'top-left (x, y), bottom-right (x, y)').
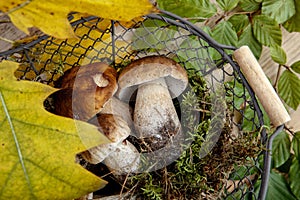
top-left (0, 10), bottom-right (288, 199)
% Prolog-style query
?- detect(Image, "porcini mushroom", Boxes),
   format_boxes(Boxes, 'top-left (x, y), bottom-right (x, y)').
top-left (81, 114), bottom-right (130, 164)
top-left (53, 62), bottom-right (118, 121)
top-left (81, 114), bottom-right (140, 174)
top-left (100, 96), bottom-right (134, 130)
top-left (117, 56), bottom-right (188, 148)
top-left (103, 140), bottom-right (140, 175)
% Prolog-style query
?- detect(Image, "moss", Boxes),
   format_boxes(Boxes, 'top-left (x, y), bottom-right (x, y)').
top-left (86, 70), bottom-right (262, 199)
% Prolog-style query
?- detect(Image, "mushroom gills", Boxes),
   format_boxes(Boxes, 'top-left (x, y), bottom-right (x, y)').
top-left (134, 77), bottom-right (181, 148)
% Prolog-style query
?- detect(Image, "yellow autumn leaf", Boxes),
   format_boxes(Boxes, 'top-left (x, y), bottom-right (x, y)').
top-left (0, 60), bottom-right (110, 199)
top-left (1, 0), bottom-right (156, 38)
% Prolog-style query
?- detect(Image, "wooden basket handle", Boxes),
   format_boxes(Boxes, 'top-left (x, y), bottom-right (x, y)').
top-left (233, 46), bottom-right (291, 127)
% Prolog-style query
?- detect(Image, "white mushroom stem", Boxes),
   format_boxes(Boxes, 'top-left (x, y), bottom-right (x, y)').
top-left (81, 115), bottom-right (130, 164)
top-left (134, 77), bottom-right (180, 139)
top-left (103, 140), bottom-right (140, 175)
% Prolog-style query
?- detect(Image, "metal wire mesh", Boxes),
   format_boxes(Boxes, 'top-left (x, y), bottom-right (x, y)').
top-left (0, 11), bottom-right (271, 199)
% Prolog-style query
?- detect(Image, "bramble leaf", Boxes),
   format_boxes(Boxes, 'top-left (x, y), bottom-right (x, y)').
top-left (266, 170), bottom-right (297, 200)
top-left (289, 157), bottom-right (300, 199)
top-left (291, 60), bottom-right (300, 74)
top-left (253, 15), bottom-right (282, 46)
top-left (283, 0), bottom-right (300, 32)
top-left (229, 14), bottom-right (250, 34)
top-left (216, 0), bottom-right (239, 11)
top-left (270, 44), bottom-right (287, 65)
top-left (211, 21), bottom-right (238, 47)
top-left (239, 0), bottom-right (261, 12)
top-left (278, 70), bottom-right (300, 110)
top-left (0, 61), bottom-right (109, 200)
top-left (262, 0), bottom-right (295, 24)
top-left (0, 0), bottom-right (155, 39)
top-left (272, 131), bottom-right (291, 168)
top-left (292, 132), bottom-right (300, 160)
top-left (157, 0), bottom-right (216, 18)
top-left (238, 24), bottom-right (262, 58)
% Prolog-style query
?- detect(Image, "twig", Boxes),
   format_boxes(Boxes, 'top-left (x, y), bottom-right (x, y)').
top-left (119, 173), bottom-right (130, 198)
top-left (0, 36), bottom-right (14, 44)
top-left (273, 64), bottom-right (282, 89)
top-left (284, 125), bottom-right (295, 136)
top-left (225, 174), bottom-right (257, 193)
top-left (0, 20), bottom-right (11, 24)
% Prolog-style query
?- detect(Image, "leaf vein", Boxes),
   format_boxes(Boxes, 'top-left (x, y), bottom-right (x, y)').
top-left (0, 90), bottom-right (34, 196)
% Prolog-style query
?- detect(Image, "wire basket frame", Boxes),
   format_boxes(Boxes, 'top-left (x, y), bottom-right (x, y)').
top-left (0, 10), bottom-right (283, 200)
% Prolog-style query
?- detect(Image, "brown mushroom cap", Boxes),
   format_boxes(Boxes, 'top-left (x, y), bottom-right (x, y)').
top-left (53, 62), bottom-right (118, 120)
top-left (117, 56), bottom-right (188, 100)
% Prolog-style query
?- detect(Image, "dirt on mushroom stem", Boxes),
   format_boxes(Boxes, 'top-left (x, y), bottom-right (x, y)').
top-left (134, 115), bottom-right (180, 152)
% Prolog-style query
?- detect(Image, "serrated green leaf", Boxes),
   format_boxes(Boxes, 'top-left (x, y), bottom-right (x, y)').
top-left (157, 0), bottom-right (217, 18)
top-left (176, 35), bottom-right (211, 72)
top-left (216, 0), bottom-right (239, 11)
top-left (228, 14), bottom-right (250, 33)
top-left (253, 15), bottom-right (282, 46)
top-left (212, 21), bottom-right (238, 47)
top-left (270, 44), bottom-right (287, 65)
top-left (266, 170), bottom-right (297, 200)
top-left (238, 24), bottom-right (262, 58)
top-left (272, 131), bottom-right (291, 168)
top-left (289, 157), bottom-right (300, 199)
top-left (292, 132), bottom-right (300, 159)
top-left (277, 155), bottom-right (293, 173)
top-left (239, 0), bottom-right (261, 12)
top-left (278, 70), bottom-right (300, 110)
top-left (283, 0), bottom-right (300, 32)
top-left (291, 60), bottom-right (300, 74)
top-left (132, 25), bottom-right (176, 51)
top-left (262, 0), bottom-right (295, 24)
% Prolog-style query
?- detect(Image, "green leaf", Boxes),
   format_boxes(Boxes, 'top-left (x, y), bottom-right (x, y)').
top-left (289, 157), bottom-right (300, 199)
top-left (277, 154), bottom-right (293, 173)
top-left (262, 0), bottom-right (295, 24)
top-left (132, 22), bottom-right (176, 51)
top-left (176, 35), bottom-right (211, 72)
top-left (278, 70), bottom-right (300, 110)
top-left (157, 0), bottom-right (217, 18)
top-left (238, 24), bottom-right (262, 58)
top-left (292, 132), bottom-right (300, 159)
top-left (239, 0), bottom-right (261, 12)
top-left (211, 21), bottom-right (238, 47)
top-left (283, 0), bottom-right (300, 32)
top-left (216, 0), bottom-right (239, 11)
top-left (291, 60), bottom-right (300, 74)
top-left (0, 61), bottom-right (109, 199)
top-left (266, 170), bottom-right (297, 200)
top-left (226, 80), bottom-right (270, 131)
top-left (270, 44), bottom-right (287, 65)
top-left (272, 131), bottom-right (291, 168)
top-left (253, 15), bottom-right (282, 46)
top-left (228, 14), bottom-right (250, 34)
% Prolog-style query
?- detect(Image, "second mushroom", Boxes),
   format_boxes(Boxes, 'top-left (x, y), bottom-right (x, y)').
top-left (117, 56), bottom-right (188, 150)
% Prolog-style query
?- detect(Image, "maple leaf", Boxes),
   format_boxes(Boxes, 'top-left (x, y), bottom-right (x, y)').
top-left (0, 60), bottom-right (110, 200)
top-left (0, 0), bottom-right (156, 39)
